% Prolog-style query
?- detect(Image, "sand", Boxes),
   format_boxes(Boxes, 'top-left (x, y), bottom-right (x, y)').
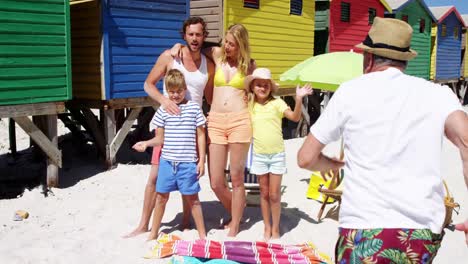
top-left (0, 118), bottom-right (467, 263)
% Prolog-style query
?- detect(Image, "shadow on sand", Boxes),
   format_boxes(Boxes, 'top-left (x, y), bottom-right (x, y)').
top-left (157, 200), bottom-right (319, 238)
top-left (0, 130), bottom-right (152, 199)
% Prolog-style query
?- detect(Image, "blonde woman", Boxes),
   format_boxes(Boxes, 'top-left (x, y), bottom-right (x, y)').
top-left (172, 24), bottom-right (256, 237)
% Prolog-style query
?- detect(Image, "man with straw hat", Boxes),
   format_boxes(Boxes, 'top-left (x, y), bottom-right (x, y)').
top-left (297, 17), bottom-right (468, 262)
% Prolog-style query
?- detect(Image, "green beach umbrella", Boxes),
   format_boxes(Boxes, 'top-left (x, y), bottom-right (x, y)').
top-left (280, 51), bottom-right (364, 91)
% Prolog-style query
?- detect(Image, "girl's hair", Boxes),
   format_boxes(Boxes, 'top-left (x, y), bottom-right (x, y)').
top-left (165, 69), bottom-right (187, 91)
top-left (221, 24), bottom-right (251, 75)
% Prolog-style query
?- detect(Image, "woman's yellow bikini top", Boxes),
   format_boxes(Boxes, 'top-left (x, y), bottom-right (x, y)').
top-left (214, 64), bottom-right (246, 90)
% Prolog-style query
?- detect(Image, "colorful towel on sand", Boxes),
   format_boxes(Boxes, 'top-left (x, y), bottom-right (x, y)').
top-left (171, 256), bottom-right (240, 263)
top-left (145, 233), bottom-right (331, 264)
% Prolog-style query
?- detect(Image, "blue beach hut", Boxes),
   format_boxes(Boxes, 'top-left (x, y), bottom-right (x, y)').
top-left (429, 6), bottom-right (466, 82)
top-left (70, 0), bottom-right (189, 100)
top-left (68, 0), bottom-right (189, 167)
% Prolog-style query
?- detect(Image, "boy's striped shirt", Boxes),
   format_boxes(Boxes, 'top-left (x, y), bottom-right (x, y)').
top-left (152, 100), bottom-right (205, 162)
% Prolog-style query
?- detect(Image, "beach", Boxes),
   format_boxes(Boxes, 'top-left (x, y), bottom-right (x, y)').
top-left (0, 118), bottom-right (467, 263)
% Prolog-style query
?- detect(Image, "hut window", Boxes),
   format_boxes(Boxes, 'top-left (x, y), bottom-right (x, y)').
top-left (402, 15), bottom-right (408, 23)
top-left (244, 0), bottom-right (259, 9)
top-left (368, 8), bottom-right (376, 25)
top-left (454, 26), bottom-right (459, 39)
top-left (441, 24), bottom-right (447, 37)
top-left (341, 2), bottom-right (351, 22)
top-left (290, 0), bottom-right (302, 16)
top-left (419, 18), bottom-right (425, 33)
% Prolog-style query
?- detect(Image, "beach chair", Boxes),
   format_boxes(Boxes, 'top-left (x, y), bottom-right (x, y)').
top-left (225, 144), bottom-right (261, 206)
top-left (316, 170), bottom-right (343, 221)
top-left (315, 141), bottom-right (345, 221)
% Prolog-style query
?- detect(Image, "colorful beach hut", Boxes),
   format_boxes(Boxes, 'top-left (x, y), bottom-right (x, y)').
top-left (461, 14), bottom-right (468, 79)
top-left (385, 0), bottom-right (435, 80)
top-left (189, 0), bottom-right (223, 43)
top-left (69, 0), bottom-right (189, 166)
top-left (0, 0), bottom-right (71, 105)
top-left (71, 0), bottom-right (189, 100)
top-left (315, 0), bottom-right (392, 54)
top-left (190, 0), bottom-right (316, 83)
top-left (0, 0), bottom-right (72, 186)
top-left (429, 6), bottom-right (466, 82)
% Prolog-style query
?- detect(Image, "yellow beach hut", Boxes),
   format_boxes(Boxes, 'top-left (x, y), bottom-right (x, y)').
top-left (190, 0), bottom-right (315, 85)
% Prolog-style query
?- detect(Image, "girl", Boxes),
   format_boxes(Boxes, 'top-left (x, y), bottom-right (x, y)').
top-left (245, 68), bottom-right (312, 241)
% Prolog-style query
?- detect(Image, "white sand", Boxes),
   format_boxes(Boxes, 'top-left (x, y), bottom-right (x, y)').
top-left (0, 119), bottom-right (467, 263)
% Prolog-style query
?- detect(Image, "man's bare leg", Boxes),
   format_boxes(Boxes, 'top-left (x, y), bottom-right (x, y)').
top-left (123, 164), bottom-right (158, 238)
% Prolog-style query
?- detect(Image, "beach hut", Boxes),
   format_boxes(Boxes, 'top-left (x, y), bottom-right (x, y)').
top-left (190, 0), bottom-right (223, 43)
top-left (190, 0), bottom-right (316, 84)
top-left (324, 0), bottom-right (392, 54)
top-left (461, 15), bottom-right (468, 80)
top-left (0, 0), bottom-right (72, 186)
top-left (69, 0), bottom-right (189, 166)
top-left (429, 6), bottom-right (466, 82)
top-left (385, 0), bottom-right (435, 80)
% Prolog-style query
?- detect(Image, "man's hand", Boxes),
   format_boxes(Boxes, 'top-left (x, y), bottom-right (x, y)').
top-left (455, 219), bottom-right (468, 246)
top-left (197, 161), bottom-right (205, 178)
top-left (132, 141), bottom-right (148, 152)
top-left (161, 97), bottom-right (180, 115)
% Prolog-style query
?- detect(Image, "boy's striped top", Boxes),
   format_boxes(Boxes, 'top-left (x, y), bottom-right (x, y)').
top-left (152, 100), bottom-right (205, 162)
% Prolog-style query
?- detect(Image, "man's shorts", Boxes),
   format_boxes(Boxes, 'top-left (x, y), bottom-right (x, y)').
top-left (336, 228), bottom-right (444, 263)
top-left (250, 152), bottom-right (287, 175)
top-left (151, 130), bottom-right (162, 165)
top-left (156, 158), bottom-right (200, 195)
top-left (207, 110), bottom-right (252, 145)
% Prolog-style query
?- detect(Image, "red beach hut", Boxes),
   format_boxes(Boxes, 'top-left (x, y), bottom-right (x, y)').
top-left (328, 0), bottom-right (392, 52)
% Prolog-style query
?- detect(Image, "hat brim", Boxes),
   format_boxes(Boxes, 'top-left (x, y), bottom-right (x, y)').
top-left (355, 43), bottom-right (417, 61)
top-left (244, 76), bottom-right (279, 94)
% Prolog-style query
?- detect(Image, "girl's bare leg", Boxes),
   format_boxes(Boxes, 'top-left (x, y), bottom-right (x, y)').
top-left (258, 173), bottom-right (271, 241)
top-left (269, 173), bottom-right (283, 239)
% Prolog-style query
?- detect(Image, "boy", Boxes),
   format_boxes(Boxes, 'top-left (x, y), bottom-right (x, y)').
top-left (133, 69), bottom-right (207, 240)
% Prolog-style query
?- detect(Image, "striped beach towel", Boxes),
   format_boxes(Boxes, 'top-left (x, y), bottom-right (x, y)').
top-left (145, 233), bottom-right (331, 264)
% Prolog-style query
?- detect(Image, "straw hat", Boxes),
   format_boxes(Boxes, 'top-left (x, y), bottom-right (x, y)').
top-left (244, 68), bottom-right (279, 94)
top-left (355, 17), bottom-right (417, 61)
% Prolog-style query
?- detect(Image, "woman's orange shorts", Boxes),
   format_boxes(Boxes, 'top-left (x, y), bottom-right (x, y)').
top-left (207, 110), bottom-right (252, 145)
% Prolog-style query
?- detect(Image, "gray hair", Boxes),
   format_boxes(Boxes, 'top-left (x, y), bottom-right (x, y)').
top-left (372, 54), bottom-right (408, 69)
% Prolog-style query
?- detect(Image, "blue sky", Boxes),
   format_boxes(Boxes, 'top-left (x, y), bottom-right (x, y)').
top-left (424, 0), bottom-right (468, 14)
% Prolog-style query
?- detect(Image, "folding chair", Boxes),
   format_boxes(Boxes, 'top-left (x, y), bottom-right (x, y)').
top-left (316, 140), bottom-right (345, 221)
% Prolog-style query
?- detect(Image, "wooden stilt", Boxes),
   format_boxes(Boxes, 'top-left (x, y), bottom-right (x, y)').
top-left (103, 108), bottom-right (116, 169)
top-left (108, 107), bottom-right (142, 166)
top-left (9, 118), bottom-right (17, 156)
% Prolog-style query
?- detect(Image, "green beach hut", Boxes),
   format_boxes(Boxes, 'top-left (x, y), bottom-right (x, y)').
top-left (385, 0), bottom-right (436, 80)
top-left (0, 0), bottom-right (71, 106)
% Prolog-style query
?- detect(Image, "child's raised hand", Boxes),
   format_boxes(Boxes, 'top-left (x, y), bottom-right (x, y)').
top-left (132, 141), bottom-right (148, 152)
top-left (296, 84), bottom-right (313, 98)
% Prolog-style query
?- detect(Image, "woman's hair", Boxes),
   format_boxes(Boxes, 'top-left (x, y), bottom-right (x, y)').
top-left (164, 69), bottom-right (187, 91)
top-left (221, 24), bottom-right (251, 75)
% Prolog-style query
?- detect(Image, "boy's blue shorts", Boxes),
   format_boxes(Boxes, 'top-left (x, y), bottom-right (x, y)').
top-left (156, 158), bottom-right (201, 195)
